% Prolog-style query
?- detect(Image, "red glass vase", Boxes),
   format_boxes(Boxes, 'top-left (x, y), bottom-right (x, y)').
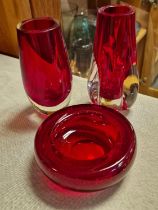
top-left (88, 5), bottom-right (139, 110)
top-left (17, 17), bottom-right (72, 114)
top-left (34, 104), bottom-right (136, 191)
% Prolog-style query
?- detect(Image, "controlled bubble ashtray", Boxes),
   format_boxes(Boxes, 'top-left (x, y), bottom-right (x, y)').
top-left (34, 104), bottom-right (136, 191)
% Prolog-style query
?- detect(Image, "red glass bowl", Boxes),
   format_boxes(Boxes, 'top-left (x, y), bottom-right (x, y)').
top-left (34, 104), bottom-right (136, 191)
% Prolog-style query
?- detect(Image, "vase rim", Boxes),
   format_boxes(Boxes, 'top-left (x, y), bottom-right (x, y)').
top-left (98, 4), bottom-right (135, 17)
top-left (17, 17), bottom-right (59, 34)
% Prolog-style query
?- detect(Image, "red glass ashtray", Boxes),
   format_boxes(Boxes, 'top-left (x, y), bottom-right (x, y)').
top-left (34, 104), bottom-right (136, 191)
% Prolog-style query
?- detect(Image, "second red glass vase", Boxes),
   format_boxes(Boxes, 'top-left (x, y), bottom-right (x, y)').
top-left (88, 5), bottom-right (139, 110)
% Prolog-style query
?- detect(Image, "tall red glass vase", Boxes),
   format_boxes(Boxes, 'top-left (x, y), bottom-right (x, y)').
top-left (17, 17), bottom-right (72, 114)
top-left (88, 5), bottom-right (139, 110)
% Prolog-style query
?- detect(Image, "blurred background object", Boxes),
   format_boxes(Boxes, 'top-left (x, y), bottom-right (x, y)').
top-left (68, 9), bottom-right (96, 78)
top-left (0, 0), bottom-right (61, 57)
top-left (61, 0), bottom-right (97, 78)
top-left (61, 2), bottom-right (78, 48)
top-left (139, 2), bottom-right (158, 97)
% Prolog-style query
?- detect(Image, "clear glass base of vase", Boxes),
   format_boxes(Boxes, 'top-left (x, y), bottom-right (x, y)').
top-left (28, 92), bottom-right (71, 115)
top-left (100, 97), bottom-right (122, 109)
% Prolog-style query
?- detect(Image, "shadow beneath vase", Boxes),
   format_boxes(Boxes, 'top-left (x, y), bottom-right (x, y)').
top-left (6, 106), bottom-right (47, 133)
top-left (29, 158), bottom-right (123, 209)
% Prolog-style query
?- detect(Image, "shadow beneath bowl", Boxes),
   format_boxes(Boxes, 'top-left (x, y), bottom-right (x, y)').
top-left (6, 106), bottom-right (47, 133)
top-left (120, 109), bottom-right (130, 117)
top-left (29, 158), bottom-right (123, 209)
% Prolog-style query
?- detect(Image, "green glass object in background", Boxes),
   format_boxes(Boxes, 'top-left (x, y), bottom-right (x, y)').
top-left (61, 2), bottom-right (78, 49)
top-left (69, 10), bottom-right (94, 78)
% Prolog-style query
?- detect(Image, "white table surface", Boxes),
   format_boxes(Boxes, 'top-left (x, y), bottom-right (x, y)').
top-left (0, 54), bottom-right (158, 210)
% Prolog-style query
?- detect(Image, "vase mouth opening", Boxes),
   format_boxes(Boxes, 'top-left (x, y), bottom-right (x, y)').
top-left (17, 17), bottom-right (59, 34)
top-left (99, 4), bottom-right (135, 17)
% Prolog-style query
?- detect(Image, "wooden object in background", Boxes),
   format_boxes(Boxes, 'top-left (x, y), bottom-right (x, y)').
top-left (0, 0), bottom-right (32, 57)
top-left (29, 0), bottom-right (61, 22)
top-left (136, 28), bottom-right (147, 77)
top-left (120, 0), bottom-right (142, 7)
top-left (96, 0), bottom-right (111, 7)
top-left (88, 0), bottom-right (97, 9)
top-left (0, 0), bottom-right (61, 57)
top-left (140, 4), bottom-right (158, 97)
top-left (135, 7), bottom-right (149, 77)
